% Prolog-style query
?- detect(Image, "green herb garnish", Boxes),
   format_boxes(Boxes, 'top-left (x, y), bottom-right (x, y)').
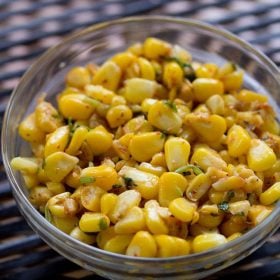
top-left (175, 164), bottom-right (203, 176)
top-left (123, 176), bottom-right (137, 188)
top-left (164, 100), bottom-right (177, 112)
top-left (80, 176), bottom-right (95, 185)
top-left (99, 218), bottom-right (108, 230)
top-left (218, 201), bottom-right (229, 213)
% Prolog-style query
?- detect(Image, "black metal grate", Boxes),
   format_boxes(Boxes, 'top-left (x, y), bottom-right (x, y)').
top-left (1, 1), bottom-right (280, 279)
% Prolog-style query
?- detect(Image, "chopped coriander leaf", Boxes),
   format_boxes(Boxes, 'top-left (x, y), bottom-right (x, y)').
top-left (123, 176), bottom-right (136, 188)
top-left (175, 164), bottom-right (203, 176)
top-left (163, 100), bottom-right (177, 112)
top-left (218, 201), bottom-right (229, 213)
top-left (80, 176), bottom-right (95, 184)
top-left (226, 191), bottom-right (235, 202)
top-left (99, 218), bottom-right (109, 230)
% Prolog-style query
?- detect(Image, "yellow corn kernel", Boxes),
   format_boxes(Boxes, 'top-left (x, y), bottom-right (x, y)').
top-left (192, 78), bottom-right (224, 102)
top-left (85, 84), bottom-right (116, 104)
top-left (104, 234), bottom-right (133, 254)
top-left (100, 193), bottom-right (118, 216)
top-left (186, 173), bottom-right (211, 202)
top-left (124, 78), bottom-right (158, 104)
top-left (247, 139), bottom-right (277, 172)
top-left (22, 173), bottom-right (39, 189)
top-left (236, 89), bottom-right (268, 103)
top-left (112, 134), bottom-right (133, 160)
top-left (227, 125), bottom-right (251, 157)
top-left (65, 126), bottom-right (88, 155)
top-left (154, 235), bottom-right (177, 257)
top-left (126, 231), bottom-right (157, 257)
top-left (64, 165), bottom-right (81, 188)
top-left (19, 113), bottom-right (45, 143)
top-left (195, 65), bottom-right (213, 78)
top-left (138, 57), bottom-right (155, 80)
top-left (111, 95), bottom-right (126, 106)
top-left (171, 44), bottom-right (192, 61)
top-left (143, 37), bottom-right (171, 59)
top-left (185, 113), bottom-right (227, 142)
top-left (212, 176), bottom-right (245, 192)
top-left (141, 98), bottom-right (158, 114)
top-left (174, 237), bottom-right (191, 256)
top-left (191, 147), bottom-right (227, 171)
top-left (52, 216), bottom-right (78, 234)
top-left (129, 131), bottom-right (165, 162)
top-left (164, 216), bottom-right (187, 238)
top-left (248, 205), bottom-right (272, 226)
top-left (35, 101), bottom-right (62, 133)
top-left (10, 157), bottom-right (39, 174)
top-left (198, 205), bottom-right (223, 228)
top-left (204, 63), bottom-right (218, 77)
top-left (123, 116), bottom-right (153, 134)
top-left (111, 52), bottom-right (137, 70)
top-left (148, 100), bottom-right (182, 134)
top-left (85, 125), bottom-right (113, 155)
top-left (46, 182), bottom-right (65, 195)
top-left (29, 186), bottom-right (52, 207)
top-left (46, 192), bottom-right (70, 218)
top-left (96, 102), bottom-right (110, 118)
top-left (92, 61), bottom-right (121, 91)
top-left (220, 217), bottom-right (247, 237)
top-left (262, 115), bottom-right (280, 135)
top-left (158, 172), bottom-right (188, 207)
top-left (228, 200), bottom-right (250, 216)
top-left (163, 62), bottom-right (184, 89)
top-left (80, 185), bottom-right (105, 212)
top-left (144, 200), bottom-right (168, 234)
top-left (217, 62), bottom-right (236, 78)
top-left (127, 42), bottom-right (143, 56)
top-left (96, 226), bottom-right (116, 249)
top-left (192, 233), bottom-right (227, 253)
top-left (169, 197), bottom-right (196, 222)
top-left (227, 232), bottom-right (242, 242)
top-left (208, 188), bottom-right (225, 204)
top-left (150, 152), bottom-right (167, 168)
top-left (79, 212), bottom-right (110, 233)
top-left (58, 94), bottom-right (97, 120)
top-left (222, 71), bottom-right (243, 91)
top-left (119, 166), bottom-right (159, 199)
top-left (110, 190), bottom-right (141, 224)
top-left (80, 165), bottom-right (118, 191)
top-left (44, 152), bottom-right (78, 182)
top-left (66, 66), bottom-right (91, 88)
top-left (260, 182), bottom-right (280, 205)
top-left (164, 137), bottom-right (191, 171)
top-left (205, 94), bottom-right (225, 115)
top-left (115, 206), bottom-right (145, 234)
top-left (106, 105), bottom-right (132, 128)
top-left (70, 226), bottom-right (96, 244)
top-left (138, 162), bottom-right (166, 177)
top-left (44, 126), bottom-right (69, 157)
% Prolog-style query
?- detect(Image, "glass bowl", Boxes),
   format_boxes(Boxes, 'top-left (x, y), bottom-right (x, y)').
top-left (2, 16), bottom-right (280, 280)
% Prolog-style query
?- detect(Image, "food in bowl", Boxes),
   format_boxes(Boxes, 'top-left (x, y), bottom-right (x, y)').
top-left (11, 37), bottom-right (280, 258)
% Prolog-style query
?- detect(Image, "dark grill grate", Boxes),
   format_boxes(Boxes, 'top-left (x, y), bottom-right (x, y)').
top-left (1, 1), bottom-right (280, 279)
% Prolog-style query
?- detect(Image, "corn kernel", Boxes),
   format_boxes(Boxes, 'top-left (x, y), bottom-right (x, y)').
top-left (222, 71), bottom-right (243, 91)
top-left (248, 205), bottom-right (272, 225)
top-left (111, 52), bottom-right (137, 70)
top-left (85, 84), bottom-right (116, 104)
top-left (236, 89), bottom-right (268, 103)
top-left (96, 226), bottom-right (116, 249)
top-left (192, 233), bottom-right (227, 253)
top-left (260, 182), bottom-right (280, 205)
top-left (192, 78), bottom-right (224, 102)
top-left (205, 94), bottom-right (225, 115)
top-left (169, 197), bottom-right (196, 222)
top-left (70, 226), bottom-right (96, 244)
top-left (92, 61), bottom-right (121, 91)
top-left (247, 139), bottom-right (277, 172)
top-left (148, 100), bottom-right (182, 135)
top-left (19, 113), bottom-right (45, 143)
top-left (164, 137), bottom-right (191, 171)
top-left (46, 182), bottom-right (65, 195)
top-left (79, 212), bottom-right (110, 233)
top-left (158, 172), bottom-right (188, 207)
top-left (104, 234), bottom-right (133, 254)
top-left (65, 126), bottom-right (88, 156)
top-left (44, 152), bottom-right (78, 182)
top-left (110, 190), bottom-right (141, 224)
top-left (138, 57), bottom-right (155, 80)
top-left (163, 62), bottom-right (184, 89)
top-left (80, 165), bottom-right (118, 191)
top-left (212, 176), bottom-right (245, 192)
top-left (10, 157), bottom-right (39, 174)
top-left (124, 78), bottom-right (158, 104)
top-left (129, 131), bottom-right (165, 162)
top-left (126, 231), bottom-right (157, 257)
top-left (115, 206), bottom-right (145, 234)
top-left (100, 193), bottom-right (118, 216)
top-left (150, 152), bottom-right (167, 168)
top-left (227, 232), bottom-right (242, 242)
top-left (143, 37), bottom-right (171, 60)
top-left (198, 205), bottom-right (223, 228)
top-left (138, 162), bottom-right (166, 177)
top-left (52, 216), bottom-right (78, 234)
top-left (154, 235), bottom-right (177, 257)
top-left (119, 166), bottom-right (159, 199)
top-left (106, 105), bottom-right (132, 128)
top-left (80, 185), bottom-right (105, 212)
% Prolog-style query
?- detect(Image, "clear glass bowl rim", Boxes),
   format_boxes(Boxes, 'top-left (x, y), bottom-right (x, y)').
top-left (2, 15), bottom-right (280, 264)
